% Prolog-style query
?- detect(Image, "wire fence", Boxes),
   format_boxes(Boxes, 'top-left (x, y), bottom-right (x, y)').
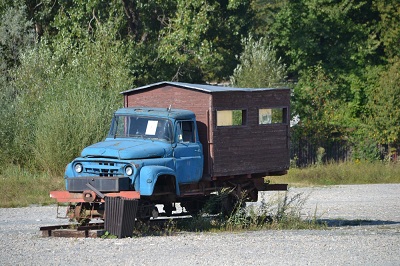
top-left (290, 136), bottom-right (352, 167)
top-left (290, 133), bottom-right (400, 167)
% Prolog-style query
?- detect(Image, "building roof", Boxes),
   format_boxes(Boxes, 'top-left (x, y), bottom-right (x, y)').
top-left (121, 81), bottom-right (286, 94)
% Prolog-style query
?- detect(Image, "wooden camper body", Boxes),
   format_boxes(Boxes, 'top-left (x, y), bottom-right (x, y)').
top-left (121, 82), bottom-right (290, 180)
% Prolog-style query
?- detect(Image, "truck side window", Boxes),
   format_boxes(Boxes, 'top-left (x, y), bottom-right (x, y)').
top-left (177, 121), bottom-right (195, 143)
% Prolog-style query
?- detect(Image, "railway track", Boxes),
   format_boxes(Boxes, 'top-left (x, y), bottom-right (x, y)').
top-left (39, 215), bottom-right (192, 238)
top-left (40, 222), bottom-right (106, 238)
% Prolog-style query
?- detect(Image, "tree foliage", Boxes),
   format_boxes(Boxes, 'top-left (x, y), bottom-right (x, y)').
top-left (157, 0), bottom-right (254, 82)
top-left (0, 0), bottom-right (399, 171)
top-left (10, 21), bottom-right (132, 174)
top-left (374, 0), bottom-right (400, 59)
top-left (292, 66), bottom-right (342, 140)
top-left (230, 35), bottom-right (286, 87)
top-left (274, 0), bottom-right (400, 160)
top-left (367, 57), bottom-right (400, 147)
top-left (0, 4), bottom-right (35, 166)
top-left (0, 4), bottom-right (34, 69)
top-left (270, 0), bottom-right (383, 75)
top-left (157, 0), bottom-right (216, 81)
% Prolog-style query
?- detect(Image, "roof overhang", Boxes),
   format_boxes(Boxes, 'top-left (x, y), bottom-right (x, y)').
top-left (121, 81), bottom-right (287, 95)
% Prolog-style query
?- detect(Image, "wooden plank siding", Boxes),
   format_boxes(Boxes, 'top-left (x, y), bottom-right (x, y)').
top-left (212, 125), bottom-right (289, 176)
top-left (122, 82), bottom-right (290, 179)
top-left (211, 90), bottom-right (290, 176)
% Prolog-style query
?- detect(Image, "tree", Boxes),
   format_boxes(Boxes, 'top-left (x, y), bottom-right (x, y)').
top-left (292, 65), bottom-right (344, 141)
top-left (230, 35), bottom-right (286, 87)
top-left (0, 4), bottom-right (35, 167)
top-left (0, 4), bottom-right (35, 68)
top-left (374, 0), bottom-right (400, 60)
top-left (250, 0), bottom-right (287, 36)
top-left (157, 0), bottom-right (255, 82)
top-left (367, 57), bottom-right (400, 150)
top-left (157, 0), bottom-right (215, 81)
top-left (270, 0), bottom-right (382, 76)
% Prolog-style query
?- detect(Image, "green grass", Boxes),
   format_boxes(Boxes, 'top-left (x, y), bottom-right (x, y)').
top-left (0, 165), bottom-right (64, 208)
top-left (268, 160), bottom-right (400, 186)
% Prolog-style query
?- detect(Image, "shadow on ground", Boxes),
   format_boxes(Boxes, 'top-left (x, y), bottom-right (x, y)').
top-left (317, 219), bottom-right (400, 227)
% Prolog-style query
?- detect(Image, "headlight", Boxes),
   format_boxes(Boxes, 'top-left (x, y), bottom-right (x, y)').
top-left (125, 165), bottom-right (134, 176)
top-left (74, 163), bottom-right (83, 173)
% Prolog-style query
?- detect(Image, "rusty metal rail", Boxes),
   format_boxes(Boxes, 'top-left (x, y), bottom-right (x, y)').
top-left (40, 223), bottom-right (105, 238)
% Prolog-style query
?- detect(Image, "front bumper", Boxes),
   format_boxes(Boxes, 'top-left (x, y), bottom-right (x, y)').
top-left (50, 190), bottom-right (140, 203)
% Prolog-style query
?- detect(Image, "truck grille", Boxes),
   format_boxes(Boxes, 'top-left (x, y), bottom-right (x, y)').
top-left (82, 161), bottom-right (124, 177)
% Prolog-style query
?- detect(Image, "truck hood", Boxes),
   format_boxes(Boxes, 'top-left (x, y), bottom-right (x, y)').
top-left (81, 139), bottom-right (169, 160)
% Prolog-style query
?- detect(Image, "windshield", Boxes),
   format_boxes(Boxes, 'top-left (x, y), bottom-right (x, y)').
top-left (108, 115), bottom-right (173, 142)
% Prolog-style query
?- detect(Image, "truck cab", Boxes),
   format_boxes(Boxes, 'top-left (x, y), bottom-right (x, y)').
top-left (53, 107), bottom-right (204, 218)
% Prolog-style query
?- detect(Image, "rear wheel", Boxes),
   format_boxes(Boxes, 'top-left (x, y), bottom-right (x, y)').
top-left (221, 193), bottom-right (241, 217)
top-left (181, 198), bottom-right (207, 216)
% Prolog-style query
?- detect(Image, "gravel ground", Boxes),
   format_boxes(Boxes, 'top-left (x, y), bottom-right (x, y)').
top-left (0, 184), bottom-right (399, 265)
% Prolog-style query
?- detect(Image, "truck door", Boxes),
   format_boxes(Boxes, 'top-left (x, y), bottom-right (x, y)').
top-left (174, 120), bottom-right (203, 183)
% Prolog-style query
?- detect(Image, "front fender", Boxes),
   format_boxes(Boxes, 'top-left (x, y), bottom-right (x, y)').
top-left (64, 163), bottom-right (74, 190)
top-left (139, 166), bottom-right (180, 196)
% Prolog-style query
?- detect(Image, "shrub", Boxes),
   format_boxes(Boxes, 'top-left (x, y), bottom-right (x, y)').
top-left (230, 35), bottom-right (287, 88)
top-left (11, 22), bottom-right (133, 174)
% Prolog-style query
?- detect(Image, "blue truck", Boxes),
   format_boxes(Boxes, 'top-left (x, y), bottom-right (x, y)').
top-left (51, 82), bottom-right (290, 226)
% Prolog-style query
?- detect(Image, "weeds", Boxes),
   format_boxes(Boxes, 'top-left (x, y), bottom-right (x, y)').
top-left (132, 219), bottom-right (178, 237)
top-left (177, 190), bottom-right (325, 233)
top-left (113, 191), bottom-right (325, 237)
top-left (0, 165), bottom-right (63, 208)
top-left (222, 191), bottom-right (324, 231)
top-left (101, 231), bottom-right (118, 239)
